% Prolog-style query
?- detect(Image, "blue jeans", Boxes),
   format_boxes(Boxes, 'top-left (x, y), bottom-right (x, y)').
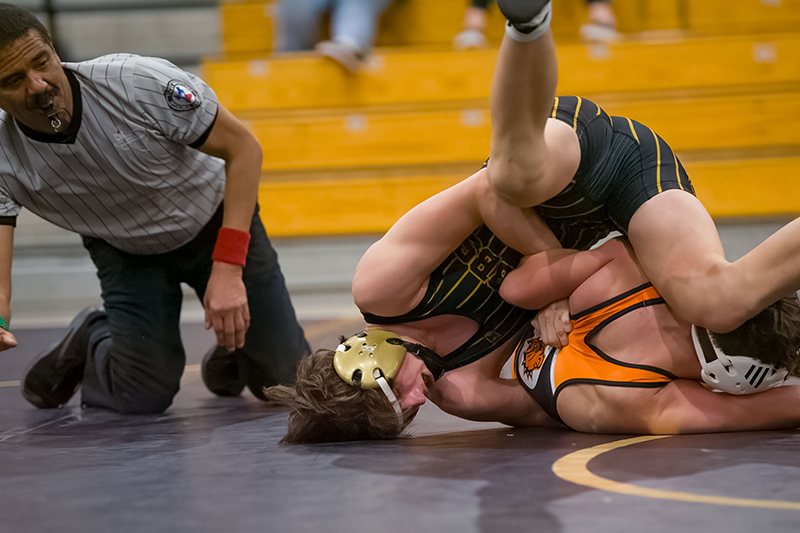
top-left (278, 0), bottom-right (395, 52)
top-left (79, 205), bottom-right (310, 414)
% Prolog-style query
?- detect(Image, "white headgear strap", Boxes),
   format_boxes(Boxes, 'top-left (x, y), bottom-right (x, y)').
top-left (374, 369), bottom-right (404, 428)
top-left (691, 325), bottom-right (789, 395)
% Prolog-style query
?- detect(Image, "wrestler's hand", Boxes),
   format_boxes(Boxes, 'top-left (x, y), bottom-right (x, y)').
top-left (533, 298), bottom-right (571, 348)
top-left (203, 261), bottom-right (251, 352)
top-left (0, 329), bottom-right (17, 352)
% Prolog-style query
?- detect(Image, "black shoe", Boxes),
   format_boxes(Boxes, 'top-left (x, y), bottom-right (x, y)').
top-left (22, 307), bottom-right (106, 409)
top-left (201, 345), bottom-right (246, 397)
top-left (497, 0), bottom-right (551, 31)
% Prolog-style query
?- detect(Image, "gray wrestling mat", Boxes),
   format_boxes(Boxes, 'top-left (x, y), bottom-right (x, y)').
top-left (1, 317), bottom-right (798, 533)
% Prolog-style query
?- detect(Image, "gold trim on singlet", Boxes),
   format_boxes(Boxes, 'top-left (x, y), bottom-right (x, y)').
top-left (652, 129), bottom-right (662, 193)
top-left (421, 270), bottom-right (471, 317)
top-left (456, 282), bottom-right (484, 310)
top-left (572, 97), bottom-right (583, 130)
top-left (551, 96), bottom-right (560, 119)
top-left (625, 117), bottom-right (640, 144)
top-left (673, 152), bottom-right (684, 191)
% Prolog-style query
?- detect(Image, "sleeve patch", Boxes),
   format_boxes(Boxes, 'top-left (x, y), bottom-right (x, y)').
top-left (165, 80), bottom-right (202, 111)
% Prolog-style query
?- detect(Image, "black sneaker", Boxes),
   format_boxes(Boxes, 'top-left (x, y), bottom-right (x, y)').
top-left (201, 345), bottom-right (246, 397)
top-left (498, 0), bottom-right (551, 32)
top-left (22, 307), bottom-right (106, 409)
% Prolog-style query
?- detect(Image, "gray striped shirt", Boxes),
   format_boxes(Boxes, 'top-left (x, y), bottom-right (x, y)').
top-left (0, 54), bottom-right (225, 255)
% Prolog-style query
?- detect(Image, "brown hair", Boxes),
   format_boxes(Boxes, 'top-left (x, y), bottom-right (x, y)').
top-left (0, 4), bottom-right (53, 51)
top-left (264, 348), bottom-right (415, 444)
top-left (711, 294), bottom-right (800, 376)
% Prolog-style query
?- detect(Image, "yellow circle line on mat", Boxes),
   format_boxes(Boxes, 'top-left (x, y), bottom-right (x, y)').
top-left (552, 435), bottom-right (800, 510)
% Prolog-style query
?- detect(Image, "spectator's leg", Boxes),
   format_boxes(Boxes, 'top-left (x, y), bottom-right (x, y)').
top-left (329, 0), bottom-right (394, 54)
top-left (581, 0), bottom-right (618, 42)
top-left (80, 238), bottom-right (186, 415)
top-left (587, 0), bottom-right (616, 27)
top-left (277, 0), bottom-right (332, 51)
top-left (454, 1), bottom-right (491, 50)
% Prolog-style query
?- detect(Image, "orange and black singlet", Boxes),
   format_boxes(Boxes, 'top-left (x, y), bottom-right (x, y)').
top-left (514, 283), bottom-right (676, 425)
top-left (363, 225), bottom-right (536, 373)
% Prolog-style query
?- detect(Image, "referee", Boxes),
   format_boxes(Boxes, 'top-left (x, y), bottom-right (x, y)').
top-left (0, 4), bottom-right (310, 414)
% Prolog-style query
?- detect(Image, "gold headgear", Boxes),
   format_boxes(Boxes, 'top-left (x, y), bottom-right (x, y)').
top-left (333, 329), bottom-right (406, 389)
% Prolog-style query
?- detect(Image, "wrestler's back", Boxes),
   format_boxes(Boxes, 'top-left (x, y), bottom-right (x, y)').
top-left (567, 239), bottom-right (701, 379)
top-left (557, 240), bottom-right (705, 432)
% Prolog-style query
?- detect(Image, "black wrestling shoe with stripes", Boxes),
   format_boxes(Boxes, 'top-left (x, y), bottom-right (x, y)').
top-left (22, 307), bottom-right (106, 409)
top-left (497, 0), bottom-right (551, 32)
top-left (202, 345), bottom-right (246, 397)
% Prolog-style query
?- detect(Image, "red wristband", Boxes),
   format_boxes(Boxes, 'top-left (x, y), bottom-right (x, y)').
top-left (213, 227), bottom-right (251, 266)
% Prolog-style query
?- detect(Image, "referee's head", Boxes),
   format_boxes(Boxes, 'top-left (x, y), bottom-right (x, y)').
top-left (0, 4), bottom-right (54, 52)
top-left (0, 3), bottom-right (70, 135)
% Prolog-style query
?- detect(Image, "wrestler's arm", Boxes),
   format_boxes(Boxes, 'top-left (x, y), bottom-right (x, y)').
top-left (437, 374), bottom-right (559, 427)
top-left (353, 171), bottom-right (559, 316)
top-left (197, 105), bottom-right (262, 351)
top-left (644, 379), bottom-right (800, 434)
top-left (430, 342), bottom-right (559, 428)
top-left (563, 380), bottom-right (800, 434)
top-left (500, 238), bottom-right (643, 311)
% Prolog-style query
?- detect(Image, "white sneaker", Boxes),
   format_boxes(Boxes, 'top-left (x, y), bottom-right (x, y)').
top-left (453, 29), bottom-right (489, 50)
top-left (316, 40), bottom-right (364, 73)
top-left (580, 23), bottom-right (620, 42)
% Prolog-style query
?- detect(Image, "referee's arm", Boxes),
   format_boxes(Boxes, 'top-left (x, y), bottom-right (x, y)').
top-left (196, 104), bottom-right (263, 352)
top-left (0, 225), bottom-right (17, 351)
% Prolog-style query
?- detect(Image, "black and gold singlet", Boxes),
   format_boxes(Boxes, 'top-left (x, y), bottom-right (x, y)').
top-left (363, 225), bottom-right (535, 372)
top-left (487, 96), bottom-right (696, 251)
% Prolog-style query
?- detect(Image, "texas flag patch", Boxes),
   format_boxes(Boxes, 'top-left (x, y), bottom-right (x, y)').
top-left (165, 80), bottom-right (202, 111)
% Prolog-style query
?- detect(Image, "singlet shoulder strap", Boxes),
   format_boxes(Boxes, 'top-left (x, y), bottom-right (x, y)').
top-left (570, 282), bottom-right (655, 321)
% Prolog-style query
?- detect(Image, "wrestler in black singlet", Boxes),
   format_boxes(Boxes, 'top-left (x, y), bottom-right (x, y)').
top-left (362, 225), bottom-right (535, 372)
top-left (486, 96), bottom-right (696, 250)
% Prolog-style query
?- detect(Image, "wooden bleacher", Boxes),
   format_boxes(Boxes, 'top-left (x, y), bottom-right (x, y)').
top-left (205, 0), bottom-right (800, 236)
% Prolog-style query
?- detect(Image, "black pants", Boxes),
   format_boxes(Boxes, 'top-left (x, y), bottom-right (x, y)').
top-left (79, 205), bottom-right (310, 414)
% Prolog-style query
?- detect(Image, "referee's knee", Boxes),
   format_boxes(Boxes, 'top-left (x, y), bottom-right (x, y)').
top-left (114, 388), bottom-right (176, 415)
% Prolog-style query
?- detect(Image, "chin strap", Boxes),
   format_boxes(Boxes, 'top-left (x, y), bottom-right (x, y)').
top-left (402, 342), bottom-right (446, 381)
top-left (374, 370), bottom-right (404, 428)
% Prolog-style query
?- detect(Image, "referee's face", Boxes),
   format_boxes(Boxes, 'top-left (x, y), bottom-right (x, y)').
top-left (0, 30), bottom-right (70, 133)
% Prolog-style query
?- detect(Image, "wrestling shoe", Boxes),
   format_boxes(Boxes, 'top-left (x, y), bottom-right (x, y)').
top-left (21, 307), bottom-right (106, 409)
top-left (202, 345), bottom-right (246, 397)
top-left (497, 0), bottom-right (551, 33)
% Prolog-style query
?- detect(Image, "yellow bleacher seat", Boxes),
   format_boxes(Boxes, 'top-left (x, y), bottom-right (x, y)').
top-left (219, 0), bottom-right (584, 58)
top-left (211, 2), bottom-right (800, 236)
top-left (687, 0), bottom-right (800, 36)
top-left (204, 33), bottom-right (800, 112)
top-left (245, 89), bottom-right (800, 171)
top-left (257, 154), bottom-right (800, 236)
top-left (219, 0), bottom-right (800, 59)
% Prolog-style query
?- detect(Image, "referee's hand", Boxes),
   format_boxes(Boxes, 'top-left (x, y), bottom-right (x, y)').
top-left (0, 329), bottom-right (16, 352)
top-left (204, 261), bottom-right (251, 352)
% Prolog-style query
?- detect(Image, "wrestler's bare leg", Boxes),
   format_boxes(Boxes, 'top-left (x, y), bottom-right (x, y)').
top-left (489, 3), bottom-right (800, 333)
top-left (629, 190), bottom-right (800, 332)
top-left (486, 11), bottom-right (580, 206)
